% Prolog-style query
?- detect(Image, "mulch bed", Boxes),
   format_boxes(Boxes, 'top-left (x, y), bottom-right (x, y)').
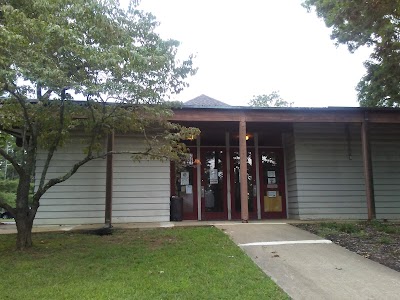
top-left (294, 222), bottom-right (400, 272)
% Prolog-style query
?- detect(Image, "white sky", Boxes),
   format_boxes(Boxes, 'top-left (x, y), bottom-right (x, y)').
top-left (129, 0), bottom-right (372, 107)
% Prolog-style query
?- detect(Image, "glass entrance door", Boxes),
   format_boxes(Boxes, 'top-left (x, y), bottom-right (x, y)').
top-left (231, 150), bottom-right (257, 220)
top-left (201, 148), bottom-right (227, 220)
top-left (260, 149), bottom-right (286, 219)
top-left (172, 149), bottom-right (198, 220)
top-left (180, 163), bottom-right (197, 220)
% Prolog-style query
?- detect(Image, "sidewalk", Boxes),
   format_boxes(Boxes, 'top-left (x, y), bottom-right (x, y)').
top-left (216, 223), bottom-right (400, 300)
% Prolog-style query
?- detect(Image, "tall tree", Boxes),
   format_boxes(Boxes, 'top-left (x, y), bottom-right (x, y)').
top-left (0, 0), bottom-right (199, 249)
top-left (303, 0), bottom-right (400, 107)
top-left (248, 91), bottom-right (293, 107)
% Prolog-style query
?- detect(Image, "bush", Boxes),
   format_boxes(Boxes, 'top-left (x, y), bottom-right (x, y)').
top-left (337, 223), bottom-right (359, 234)
top-left (320, 222), bottom-right (360, 234)
top-left (0, 179), bottom-right (18, 193)
top-left (0, 179), bottom-right (34, 209)
top-left (0, 191), bottom-right (16, 207)
top-left (370, 220), bottom-right (399, 234)
top-left (0, 180), bottom-right (18, 208)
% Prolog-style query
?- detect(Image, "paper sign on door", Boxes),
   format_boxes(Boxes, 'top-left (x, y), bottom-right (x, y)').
top-left (186, 185), bottom-right (193, 194)
top-left (210, 169), bottom-right (218, 184)
top-left (181, 171), bottom-right (189, 186)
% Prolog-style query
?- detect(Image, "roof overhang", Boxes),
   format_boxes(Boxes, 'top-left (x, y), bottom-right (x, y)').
top-left (171, 106), bottom-right (400, 124)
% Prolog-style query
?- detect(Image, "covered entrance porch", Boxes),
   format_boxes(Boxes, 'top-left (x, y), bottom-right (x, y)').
top-left (171, 121), bottom-right (289, 221)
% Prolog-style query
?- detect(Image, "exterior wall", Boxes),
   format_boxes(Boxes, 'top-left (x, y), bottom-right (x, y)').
top-left (283, 132), bottom-right (299, 219)
top-left (291, 123), bottom-right (368, 219)
top-left (370, 124), bottom-right (400, 220)
top-left (112, 136), bottom-right (170, 223)
top-left (35, 136), bottom-right (107, 225)
top-left (33, 121), bottom-right (400, 224)
top-left (35, 135), bottom-right (170, 225)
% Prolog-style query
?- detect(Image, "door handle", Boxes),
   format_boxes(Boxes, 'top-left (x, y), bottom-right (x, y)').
top-left (201, 186), bottom-right (205, 198)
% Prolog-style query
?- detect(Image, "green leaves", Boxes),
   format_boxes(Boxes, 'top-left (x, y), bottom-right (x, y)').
top-left (248, 91), bottom-right (293, 107)
top-left (0, 0), bottom-right (198, 155)
top-left (303, 0), bottom-right (400, 107)
top-left (0, 0), bottom-right (198, 224)
top-left (1, 0), bottom-right (195, 102)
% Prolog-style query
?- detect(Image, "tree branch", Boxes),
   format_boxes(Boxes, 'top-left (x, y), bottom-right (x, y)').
top-left (33, 147), bottom-right (170, 203)
top-left (38, 90), bottom-right (66, 191)
top-left (42, 89), bottom-right (52, 100)
top-left (86, 95), bottom-right (97, 123)
top-left (86, 96), bottom-right (109, 154)
top-left (36, 83), bottom-right (42, 99)
top-left (0, 147), bottom-right (24, 176)
top-left (0, 199), bottom-right (16, 216)
top-left (34, 154), bottom-right (95, 202)
top-left (4, 83), bottom-right (34, 134)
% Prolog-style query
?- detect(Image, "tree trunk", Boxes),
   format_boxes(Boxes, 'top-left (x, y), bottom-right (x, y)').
top-left (15, 174), bottom-right (35, 250)
top-left (15, 216), bottom-right (34, 250)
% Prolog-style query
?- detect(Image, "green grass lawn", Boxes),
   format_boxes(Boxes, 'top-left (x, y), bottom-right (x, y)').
top-left (0, 226), bottom-right (288, 300)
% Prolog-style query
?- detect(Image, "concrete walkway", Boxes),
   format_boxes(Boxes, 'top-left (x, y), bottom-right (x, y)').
top-left (216, 223), bottom-right (400, 300)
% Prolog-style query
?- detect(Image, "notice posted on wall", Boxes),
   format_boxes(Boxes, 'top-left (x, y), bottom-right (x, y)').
top-left (267, 171), bottom-right (276, 178)
top-left (267, 191), bottom-right (277, 198)
top-left (181, 171), bottom-right (189, 186)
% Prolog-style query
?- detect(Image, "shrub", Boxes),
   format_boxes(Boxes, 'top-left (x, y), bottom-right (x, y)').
top-left (319, 222), bottom-right (360, 234)
top-left (337, 223), bottom-right (359, 234)
top-left (0, 191), bottom-right (16, 207)
top-left (379, 237), bottom-right (393, 244)
top-left (0, 179), bottom-right (18, 193)
top-left (0, 179), bottom-right (34, 209)
top-left (370, 220), bottom-right (399, 234)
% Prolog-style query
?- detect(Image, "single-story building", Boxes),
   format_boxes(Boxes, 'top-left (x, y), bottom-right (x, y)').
top-left (34, 95), bottom-right (400, 225)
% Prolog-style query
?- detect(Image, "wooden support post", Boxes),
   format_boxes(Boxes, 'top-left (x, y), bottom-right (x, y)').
top-left (196, 135), bottom-right (202, 221)
top-left (225, 132), bottom-right (232, 220)
top-left (254, 133), bottom-right (261, 220)
top-left (361, 118), bottom-right (375, 220)
top-left (105, 131), bottom-right (114, 228)
top-left (239, 117), bottom-right (249, 222)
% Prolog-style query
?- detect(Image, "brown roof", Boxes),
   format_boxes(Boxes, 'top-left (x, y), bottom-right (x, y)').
top-left (184, 94), bottom-right (231, 107)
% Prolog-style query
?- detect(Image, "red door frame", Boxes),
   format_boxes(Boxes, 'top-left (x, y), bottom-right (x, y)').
top-left (230, 148), bottom-right (258, 220)
top-left (200, 147), bottom-right (228, 220)
top-left (259, 148), bottom-right (287, 219)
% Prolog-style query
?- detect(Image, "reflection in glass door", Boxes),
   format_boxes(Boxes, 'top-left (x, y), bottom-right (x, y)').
top-left (201, 149), bottom-right (227, 220)
top-left (231, 150), bottom-right (257, 219)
